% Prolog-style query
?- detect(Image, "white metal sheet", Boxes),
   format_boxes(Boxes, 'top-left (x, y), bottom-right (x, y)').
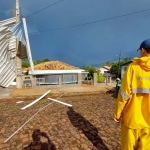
top-left (0, 17), bottom-right (16, 87)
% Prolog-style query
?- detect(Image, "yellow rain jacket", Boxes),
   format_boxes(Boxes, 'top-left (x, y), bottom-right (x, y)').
top-left (114, 56), bottom-right (150, 129)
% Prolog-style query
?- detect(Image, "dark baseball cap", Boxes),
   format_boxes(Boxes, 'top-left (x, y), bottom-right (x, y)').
top-left (137, 39), bottom-right (150, 51)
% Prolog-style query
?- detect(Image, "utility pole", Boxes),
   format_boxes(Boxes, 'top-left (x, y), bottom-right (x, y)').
top-left (16, 0), bottom-right (22, 88)
top-left (117, 50), bottom-right (121, 78)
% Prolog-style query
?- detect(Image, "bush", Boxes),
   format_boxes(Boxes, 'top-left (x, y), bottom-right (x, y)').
top-left (97, 73), bottom-right (105, 83)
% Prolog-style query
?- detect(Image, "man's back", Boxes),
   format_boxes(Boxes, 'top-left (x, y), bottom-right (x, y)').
top-left (114, 38), bottom-right (150, 150)
top-left (114, 57), bottom-right (150, 129)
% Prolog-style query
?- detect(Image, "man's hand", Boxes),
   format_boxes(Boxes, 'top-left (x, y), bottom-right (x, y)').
top-left (114, 118), bottom-right (120, 123)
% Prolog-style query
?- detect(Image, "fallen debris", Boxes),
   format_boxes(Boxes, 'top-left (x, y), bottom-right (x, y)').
top-left (21, 90), bottom-right (51, 110)
top-left (4, 92), bottom-right (67, 143)
top-left (47, 97), bottom-right (72, 107)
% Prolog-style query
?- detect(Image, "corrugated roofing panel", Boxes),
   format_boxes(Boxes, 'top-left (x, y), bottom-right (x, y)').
top-left (0, 17), bottom-right (16, 26)
top-left (10, 21), bottom-right (26, 45)
top-left (0, 17), bottom-right (17, 87)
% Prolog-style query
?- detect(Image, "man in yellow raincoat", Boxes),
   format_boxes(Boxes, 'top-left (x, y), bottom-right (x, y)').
top-left (114, 39), bottom-right (150, 150)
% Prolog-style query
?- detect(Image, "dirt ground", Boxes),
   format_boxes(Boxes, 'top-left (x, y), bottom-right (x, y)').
top-left (11, 84), bottom-right (115, 99)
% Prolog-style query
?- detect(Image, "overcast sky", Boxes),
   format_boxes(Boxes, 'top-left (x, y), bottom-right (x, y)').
top-left (1, 0), bottom-right (150, 67)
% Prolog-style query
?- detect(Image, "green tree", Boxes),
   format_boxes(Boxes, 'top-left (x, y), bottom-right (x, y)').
top-left (33, 60), bottom-right (41, 65)
top-left (42, 58), bottom-right (50, 62)
top-left (82, 66), bottom-right (99, 80)
top-left (122, 57), bottom-right (132, 63)
top-left (110, 57), bottom-right (132, 77)
top-left (103, 61), bottom-right (113, 67)
top-left (22, 58), bottom-right (50, 68)
top-left (110, 62), bottom-right (118, 76)
top-left (22, 61), bottom-right (30, 68)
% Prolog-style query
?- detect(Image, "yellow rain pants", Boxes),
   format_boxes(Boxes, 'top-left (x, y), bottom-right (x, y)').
top-left (121, 123), bottom-right (150, 150)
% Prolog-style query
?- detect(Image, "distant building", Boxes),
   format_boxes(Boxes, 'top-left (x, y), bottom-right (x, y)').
top-left (23, 60), bottom-right (88, 86)
top-left (121, 61), bottom-right (133, 78)
top-left (98, 66), bottom-right (115, 77)
top-left (98, 66), bottom-right (110, 75)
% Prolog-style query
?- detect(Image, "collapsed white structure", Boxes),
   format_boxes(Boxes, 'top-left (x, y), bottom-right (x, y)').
top-left (0, 17), bottom-right (17, 87)
top-left (0, 17), bottom-right (33, 88)
top-left (0, 17), bottom-right (88, 88)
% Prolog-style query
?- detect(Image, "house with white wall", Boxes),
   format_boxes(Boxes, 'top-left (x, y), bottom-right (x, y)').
top-left (99, 66), bottom-right (110, 75)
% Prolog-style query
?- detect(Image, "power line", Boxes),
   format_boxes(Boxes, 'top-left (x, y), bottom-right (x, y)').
top-left (29, 7), bottom-right (150, 35)
top-left (25, 0), bottom-right (64, 18)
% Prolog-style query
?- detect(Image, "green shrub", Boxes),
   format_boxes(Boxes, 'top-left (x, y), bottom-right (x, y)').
top-left (97, 73), bottom-right (105, 83)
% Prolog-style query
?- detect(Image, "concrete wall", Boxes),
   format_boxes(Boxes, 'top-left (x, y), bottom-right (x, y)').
top-left (21, 72), bottom-right (112, 89)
